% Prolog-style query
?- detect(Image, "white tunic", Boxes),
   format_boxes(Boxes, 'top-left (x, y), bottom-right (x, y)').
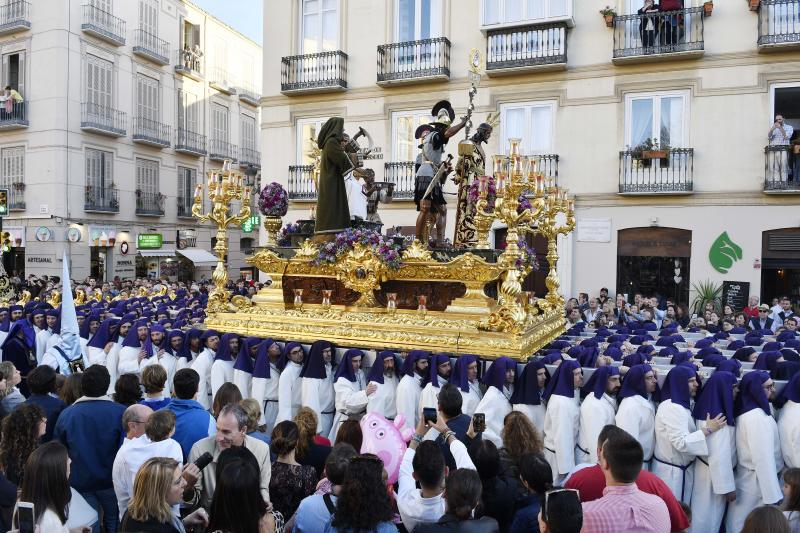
top-left (141, 352), bottom-right (178, 397)
top-left (543, 393), bottom-right (581, 482)
top-left (105, 342), bottom-right (122, 395)
top-left (252, 362), bottom-right (280, 430)
top-left (512, 403), bottom-right (546, 435)
top-left (35, 329), bottom-right (52, 364)
top-left (276, 361), bottom-right (303, 424)
top-left (419, 382), bottom-right (441, 411)
top-left (459, 381), bottom-right (483, 417)
top-left (615, 395), bottom-right (656, 465)
top-left (233, 367), bottom-right (252, 398)
top-left (329, 371), bottom-right (369, 442)
top-left (778, 400), bottom-right (800, 468)
top-left (45, 333), bottom-right (61, 352)
top-left (117, 346), bottom-right (144, 376)
top-left (577, 393), bottom-right (617, 464)
top-left (190, 349), bottom-right (215, 410)
top-left (395, 374), bottom-right (424, 433)
top-left (690, 422), bottom-right (736, 533)
top-left (726, 408), bottom-right (784, 533)
top-left (652, 399), bottom-right (709, 503)
top-left (474, 386), bottom-right (512, 448)
top-left (301, 365), bottom-right (336, 436)
top-left (86, 345), bottom-right (109, 367)
top-left (367, 375), bottom-right (398, 420)
top-left (210, 359), bottom-right (234, 400)
top-left (175, 350), bottom-right (199, 372)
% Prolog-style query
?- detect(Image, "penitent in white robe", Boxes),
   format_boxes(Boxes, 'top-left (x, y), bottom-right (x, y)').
top-left (512, 403), bottom-right (546, 435)
top-left (778, 400), bottom-right (800, 468)
top-left (175, 350), bottom-right (199, 372)
top-left (726, 408), bottom-right (784, 533)
top-left (543, 393), bottom-right (581, 484)
top-left (652, 399), bottom-right (709, 503)
top-left (616, 395), bottom-right (656, 467)
top-left (117, 346), bottom-right (144, 377)
top-left (395, 374), bottom-right (424, 433)
top-left (577, 393), bottom-right (617, 465)
top-left (690, 422), bottom-right (736, 533)
top-left (474, 386), bottom-right (512, 448)
top-left (105, 342), bottom-right (122, 395)
top-left (190, 349), bottom-right (215, 410)
top-left (276, 361), bottom-right (303, 424)
top-left (251, 362), bottom-right (280, 432)
top-left (233, 367), bottom-right (252, 399)
top-left (141, 352), bottom-right (178, 397)
top-left (460, 381), bottom-right (483, 417)
top-left (329, 371), bottom-right (369, 442)
top-left (35, 329), bottom-right (52, 364)
top-left (419, 382), bottom-right (441, 411)
top-left (367, 375), bottom-right (398, 420)
top-left (210, 359), bottom-right (234, 400)
top-left (301, 364), bottom-right (336, 436)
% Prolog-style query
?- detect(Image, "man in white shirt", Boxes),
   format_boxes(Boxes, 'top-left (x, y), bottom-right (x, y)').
top-left (419, 353), bottom-right (451, 411)
top-left (190, 330), bottom-right (220, 410)
top-left (773, 296), bottom-right (797, 329)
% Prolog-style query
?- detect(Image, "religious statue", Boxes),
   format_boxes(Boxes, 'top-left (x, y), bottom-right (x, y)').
top-left (314, 117), bottom-right (354, 239)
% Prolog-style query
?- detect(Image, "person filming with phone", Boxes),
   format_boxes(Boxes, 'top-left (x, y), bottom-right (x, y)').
top-left (433, 383), bottom-right (483, 471)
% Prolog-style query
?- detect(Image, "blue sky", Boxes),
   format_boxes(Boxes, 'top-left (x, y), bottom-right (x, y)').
top-left (190, 0), bottom-right (263, 43)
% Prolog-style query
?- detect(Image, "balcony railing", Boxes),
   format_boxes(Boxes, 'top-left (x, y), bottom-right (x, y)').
top-left (209, 139), bottom-right (238, 162)
top-left (238, 82), bottom-right (261, 105)
top-left (135, 191), bottom-right (165, 216)
top-left (209, 67), bottom-right (236, 95)
top-left (530, 154), bottom-right (560, 186)
top-left (81, 103), bottom-right (127, 137)
top-left (6, 185), bottom-right (23, 210)
top-left (759, 0), bottom-right (800, 50)
top-left (0, 102), bottom-right (27, 129)
top-left (486, 23), bottom-right (568, 74)
top-left (764, 145), bottom-right (800, 192)
top-left (612, 7), bottom-right (704, 63)
top-left (85, 186), bottom-right (119, 213)
top-left (81, 4), bottom-right (125, 46)
top-left (281, 51), bottom-right (348, 95)
top-left (619, 148), bottom-right (693, 194)
top-left (0, 1), bottom-right (30, 36)
top-left (133, 117), bottom-right (171, 148)
top-left (175, 128), bottom-right (206, 156)
top-left (174, 48), bottom-right (204, 80)
top-left (177, 197), bottom-right (194, 217)
top-left (383, 162), bottom-right (415, 200)
top-left (132, 29), bottom-right (170, 65)
top-left (288, 165), bottom-right (317, 201)
top-left (239, 148), bottom-right (261, 169)
top-left (377, 37), bottom-right (451, 85)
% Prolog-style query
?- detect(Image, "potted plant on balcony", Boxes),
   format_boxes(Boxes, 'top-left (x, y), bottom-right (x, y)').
top-left (638, 138), bottom-right (671, 159)
top-left (12, 182), bottom-right (24, 192)
top-left (599, 6), bottom-right (617, 27)
top-left (703, 1), bottom-right (713, 16)
top-left (749, 0), bottom-right (760, 11)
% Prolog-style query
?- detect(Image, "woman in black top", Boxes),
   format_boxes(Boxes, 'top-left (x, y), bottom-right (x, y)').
top-left (269, 421), bottom-right (317, 519)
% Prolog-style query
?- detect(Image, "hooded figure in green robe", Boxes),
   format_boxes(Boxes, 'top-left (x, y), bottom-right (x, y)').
top-left (315, 117), bottom-right (353, 236)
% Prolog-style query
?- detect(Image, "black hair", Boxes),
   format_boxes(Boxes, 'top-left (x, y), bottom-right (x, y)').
top-left (469, 439), bottom-right (500, 480)
top-left (215, 446), bottom-right (260, 487)
top-left (114, 373), bottom-right (142, 406)
top-left (518, 453), bottom-right (553, 494)
top-left (26, 365), bottom-right (57, 395)
top-left (207, 458), bottom-right (266, 533)
top-left (444, 469), bottom-right (483, 521)
top-left (437, 383), bottom-right (463, 418)
top-left (81, 364), bottom-right (110, 397)
top-left (601, 430), bottom-right (643, 484)
top-left (325, 443), bottom-right (357, 486)
top-left (542, 487), bottom-right (583, 533)
top-left (172, 368), bottom-right (199, 400)
top-left (413, 440), bottom-right (445, 488)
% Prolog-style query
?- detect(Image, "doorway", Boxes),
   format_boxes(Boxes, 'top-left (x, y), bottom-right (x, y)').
top-left (761, 228), bottom-right (800, 308)
top-left (616, 227), bottom-right (691, 305)
top-left (90, 247), bottom-right (108, 281)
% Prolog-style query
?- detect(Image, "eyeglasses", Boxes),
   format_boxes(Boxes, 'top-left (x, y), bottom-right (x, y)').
top-left (543, 488), bottom-right (580, 523)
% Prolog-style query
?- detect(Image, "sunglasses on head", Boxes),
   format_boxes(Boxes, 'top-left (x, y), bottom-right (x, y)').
top-left (542, 488), bottom-right (580, 523)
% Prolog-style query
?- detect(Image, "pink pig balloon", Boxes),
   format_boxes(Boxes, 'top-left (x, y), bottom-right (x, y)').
top-left (359, 412), bottom-right (414, 485)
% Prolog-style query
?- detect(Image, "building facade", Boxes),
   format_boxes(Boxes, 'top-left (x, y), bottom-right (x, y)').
top-left (262, 0), bottom-right (800, 306)
top-left (0, 0), bottom-right (262, 282)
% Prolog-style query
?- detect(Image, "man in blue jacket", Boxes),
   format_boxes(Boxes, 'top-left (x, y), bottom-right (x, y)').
top-left (54, 364), bottom-right (125, 533)
top-left (22, 364), bottom-right (66, 442)
top-left (166, 368), bottom-right (216, 461)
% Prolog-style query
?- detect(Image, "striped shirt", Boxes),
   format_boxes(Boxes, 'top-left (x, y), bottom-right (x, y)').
top-left (581, 484), bottom-right (670, 533)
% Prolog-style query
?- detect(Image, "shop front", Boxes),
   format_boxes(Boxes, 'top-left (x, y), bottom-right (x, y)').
top-left (761, 228), bottom-right (800, 305)
top-left (88, 225), bottom-right (117, 282)
top-left (2, 226), bottom-right (25, 277)
top-left (135, 232), bottom-right (177, 280)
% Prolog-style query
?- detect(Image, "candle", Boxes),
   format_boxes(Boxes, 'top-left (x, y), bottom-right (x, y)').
top-left (497, 174), bottom-right (506, 194)
top-left (512, 155), bottom-right (522, 176)
top-left (479, 176), bottom-right (488, 194)
top-left (536, 175), bottom-right (544, 195)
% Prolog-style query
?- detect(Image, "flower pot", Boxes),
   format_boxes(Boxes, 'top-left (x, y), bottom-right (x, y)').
top-left (604, 14), bottom-right (614, 27)
top-left (749, 0), bottom-right (760, 10)
top-left (703, 2), bottom-right (713, 15)
top-left (642, 150), bottom-right (669, 159)
top-left (263, 216), bottom-right (283, 248)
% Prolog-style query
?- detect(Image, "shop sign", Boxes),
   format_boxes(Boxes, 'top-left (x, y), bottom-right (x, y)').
top-left (88, 225), bottom-right (117, 247)
top-left (26, 254), bottom-right (55, 265)
top-left (35, 227), bottom-right (53, 242)
top-left (114, 256), bottom-right (135, 279)
top-left (137, 233), bottom-right (163, 249)
top-left (241, 215), bottom-right (261, 234)
top-left (577, 218), bottom-right (611, 243)
top-left (66, 228), bottom-right (81, 242)
top-left (120, 241), bottom-right (129, 255)
top-left (709, 232), bottom-right (743, 274)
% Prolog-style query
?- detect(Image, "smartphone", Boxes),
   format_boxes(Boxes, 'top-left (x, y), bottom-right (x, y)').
top-left (423, 407), bottom-right (437, 424)
top-left (473, 413), bottom-right (486, 433)
top-left (17, 501), bottom-right (34, 533)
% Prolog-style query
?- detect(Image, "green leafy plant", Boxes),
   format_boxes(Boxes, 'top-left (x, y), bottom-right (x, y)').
top-left (599, 6), bottom-right (617, 16)
top-left (691, 279), bottom-right (722, 315)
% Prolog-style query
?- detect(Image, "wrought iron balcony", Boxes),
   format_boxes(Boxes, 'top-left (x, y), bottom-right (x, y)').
top-left (238, 82), bottom-right (261, 106)
top-left (85, 186), bottom-right (119, 213)
top-left (377, 37), bottom-right (450, 85)
top-left (281, 51), bottom-right (348, 95)
top-left (0, 102), bottom-right (28, 129)
top-left (135, 191), bottom-right (165, 216)
top-left (0, 1), bottom-right (30, 36)
top-left (530, 154), bottom-right (560, 186)
top-left (288, 165), bottom-right (317, 201)
top-left (383, 162), bottom-right (415, 200)
top-left (81, 103), bottom-right (126, 137)
top-left (619, 148), bottom-right (694, 194)
top-left (209, 140), bottom-right (238, 162)
top-left (132, 117), bottom-right (171, 148)
top-left (81, 4), bottom-right (125, 46)
top-left (132, 29), bottom-right (169, 65)
top-left (177, 197), bottom-right (194, 218)
top-left (758, 0), bottom-right (800, 50)
top-left (175, 128), bottom-right (206, 157)
top-left (174, 48), bottom-right (204, 80)
top-left (764, 145), bottom-right (800, 192)
top-left (239, 148), bottom-right (261, 169)
top-left (6, 184), bottom-right (24, 210)
top-left (486, 23), bottom-right (568, 75)
top-left (209, 67), bottom-right (236, 95)
top-left (612, 7), bottom-right (704, 64)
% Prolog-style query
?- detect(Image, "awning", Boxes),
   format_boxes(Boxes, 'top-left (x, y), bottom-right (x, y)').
top-left (177, 248), bottom-right (218, 266)
top-left (138, 249), bottom-right (176, 258)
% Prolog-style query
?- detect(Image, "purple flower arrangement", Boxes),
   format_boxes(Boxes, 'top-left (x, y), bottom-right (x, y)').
top-left (499, 238), bottom-right (540, 271)
top-left (258, 182), bottom-right (288, 217)
top-left (277, 222), bottom-right (302, 247)
top-left (314, 228), bottom-right (402, 269)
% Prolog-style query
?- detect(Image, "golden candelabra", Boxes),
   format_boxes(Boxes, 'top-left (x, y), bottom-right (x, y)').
top-left (192, 160), bottom-right (252, 313)
top-left (531, 182), bottom-right (575, 312)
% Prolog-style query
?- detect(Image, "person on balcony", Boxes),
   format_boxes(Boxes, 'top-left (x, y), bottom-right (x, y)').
top-left (659, 0), bottom-right (684, 49)
top-left (0, 86), bottom-right (22, 119)
top-left (769, 114), bottom-right (793, 183)
top-left (638, 0), bottom-right (661, 51)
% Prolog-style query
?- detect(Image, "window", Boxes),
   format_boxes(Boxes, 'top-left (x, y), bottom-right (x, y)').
top-left (211, 102), bottom-right (229, 143)
top-left (85, 148), bottom-right (112, 190)
top-left (2, 51), bottom-right (25, 97)
top-left (1, 146), bottom-right (24, 206)
top-left (86, 54), bottom-right (113, 109)
top-left (136, 73), bottom-right (159, 121)
top-left (177, 89), bottom-right (199, 132)
top-left (90, 0), bottom-right (112, 12)
top-left (181, 20), bottom-right (201, 50)
top-left (135, 158), bottom-right (159, 196)
top-left (396, 0), bottom-right (442, 41)
top-left (296, 117), bottom-right (327, 164)
top-left (241, 114), bottom-right (257, 152)
top-left (213, 37), bottom-right (227, 71)
top-left (177, 166), bottom-right (196, 203)
top-left (301, 0), bottom-right (339, 53)
top-left (625, 91), bottom-right (688, 149)
top-left (482, 0), bottom-right (569, 26)
top-left (391, 110), bottom-right (434, 162)
top-left (500, 101), bottom-right (555, 154)
top-left (139, 0), bottom-right (157, 34)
